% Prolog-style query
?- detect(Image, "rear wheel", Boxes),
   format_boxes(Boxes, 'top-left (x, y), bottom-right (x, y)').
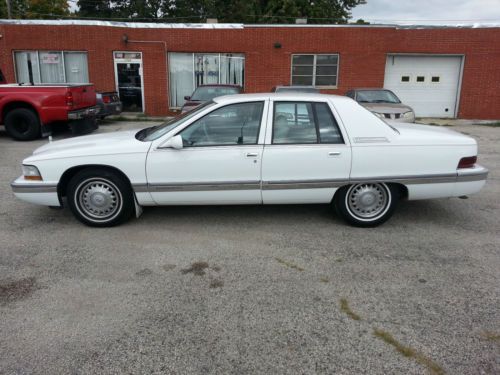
top-left (67, 168), bottom-right (134, 227)
top-left (4, 108), bottom-right (40, 141)
top-left (334, 183), bottom-right (399, 227)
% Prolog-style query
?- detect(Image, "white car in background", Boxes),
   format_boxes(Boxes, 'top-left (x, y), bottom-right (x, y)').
top-left (11, 93), bottom-right (488, 227)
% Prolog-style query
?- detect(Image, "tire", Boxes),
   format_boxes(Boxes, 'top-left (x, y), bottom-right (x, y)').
top-left (4, 108), bottom-right (40, 141)
top-left (334, 183), bottom-right (399, 227)
top-left (67, 168), bottom-right (134, 227)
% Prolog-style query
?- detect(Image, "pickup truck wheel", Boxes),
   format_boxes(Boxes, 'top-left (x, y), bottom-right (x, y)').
top-left (334, 183), bottom-right (399, 227)
top-left (67, 168), bottom-right (134, 227)
top-left (4, 108), bottom-right (40, 141)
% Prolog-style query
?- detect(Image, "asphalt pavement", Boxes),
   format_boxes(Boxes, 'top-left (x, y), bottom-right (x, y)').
top-left (0, 121), bottom-right (498, 374)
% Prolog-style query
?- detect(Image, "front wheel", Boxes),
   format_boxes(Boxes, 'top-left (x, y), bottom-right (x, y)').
top-left (334, 183), bottom-right (399, 227)
top-left (67, 168), bottom-right (134, 227)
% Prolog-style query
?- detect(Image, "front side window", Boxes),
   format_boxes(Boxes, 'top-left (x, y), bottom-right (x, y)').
top-left (179, 101), bottom-right (263, 147)
top-left (291, 54), bottom-right (338, 87)
top-left (14, 51), bottom-right (89, 84)
top-left (273, 101), bottom-right (343, 144)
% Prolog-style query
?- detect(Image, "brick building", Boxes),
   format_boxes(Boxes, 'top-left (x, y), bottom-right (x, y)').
top-left (0, 20), bottom-right (499, 119)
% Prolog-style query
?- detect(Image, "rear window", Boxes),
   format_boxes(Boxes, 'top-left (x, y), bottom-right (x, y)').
top-left (191, 86), bottom-right (240, 101)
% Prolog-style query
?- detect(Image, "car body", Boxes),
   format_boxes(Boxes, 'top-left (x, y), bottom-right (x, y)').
top-left (0, 83), bottom-right (99, 140)
top-left (181, 84), bottom-right (242, 113)
top-left (346, 88), bottom-right (415, 123)
top-left (272, 86), bottom-right (319, 93)
top-left (96, 91), bottom-right (122, 119)
top-left (11, 93), bottom-right (488, 227)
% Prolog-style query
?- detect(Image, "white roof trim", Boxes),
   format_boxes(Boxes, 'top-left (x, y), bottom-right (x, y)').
top-left (0, 19), bottom-right (499, 29)
top-left (0, 19), bottom-right (244, 29)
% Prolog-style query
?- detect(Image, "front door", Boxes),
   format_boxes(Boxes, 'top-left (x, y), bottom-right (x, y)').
top-left (114, 52), bottom-right (144, 112)
top-left (261, 100), bottom-right (351, 203)
top-left (146, 100), bottom-right (268, 204)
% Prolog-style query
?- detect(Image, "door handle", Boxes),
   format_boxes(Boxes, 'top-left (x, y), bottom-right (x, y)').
top-left (328, 151), bottom-right (341, 156)
top-left (246, 152), bottom-right (259, 157)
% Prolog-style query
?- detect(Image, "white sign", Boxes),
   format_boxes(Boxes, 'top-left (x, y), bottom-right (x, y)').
top-left (41, 53), bottom-right (60, 64)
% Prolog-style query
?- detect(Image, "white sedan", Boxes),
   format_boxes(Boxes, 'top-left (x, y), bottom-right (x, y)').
top-left (11, 93), bottom-right (488, 227)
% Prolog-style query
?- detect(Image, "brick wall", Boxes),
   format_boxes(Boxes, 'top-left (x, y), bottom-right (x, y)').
top-left (0, 23), bottom-right (499, 119)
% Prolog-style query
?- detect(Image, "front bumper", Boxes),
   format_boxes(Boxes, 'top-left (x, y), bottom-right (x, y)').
top-left (11, 176), bottom-right (60, 207)
top-left (68, 106), bottom-right (100, 120)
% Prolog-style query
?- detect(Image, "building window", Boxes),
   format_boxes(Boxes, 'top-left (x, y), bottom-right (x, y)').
top-left (168, 52), bottom-right (245, 108)
top-left (291, 54), bottom-right (339, 87)
top-left (14, 51), bottom-right (89, 84)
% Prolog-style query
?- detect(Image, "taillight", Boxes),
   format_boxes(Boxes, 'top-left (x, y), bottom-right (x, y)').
top-left (103, 95), bottom-right (111, 104)
top-left (457, 156), bottom-right (477, 169)
top-left (65, 91), bottom-right (74, 107)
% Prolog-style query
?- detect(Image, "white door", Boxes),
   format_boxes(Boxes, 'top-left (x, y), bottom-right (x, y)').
top-left (146, 101), bottom-right (267, 204)
top-left (384, 55), bottom-right (463, 118)
top-left (261, 100), bottom-right (351, 204)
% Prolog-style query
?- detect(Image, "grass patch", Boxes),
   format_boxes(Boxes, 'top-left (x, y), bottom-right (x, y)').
top-left (320, 277), bottom-right (330, 283)
top-left (373, 328), bottom-right (445, 375)
top-left (472, 122), bottom-right (500, 127)
top-left (181, 261), bottom-right (209, 276)
top-left (275, 257), bottom-right (305, 272)
top-left (481, 331), bottom-right (500, 342)
top-left (339, 298), bottom-right (361, 321)
top-left (209, 279), bottom-right (224, 289)
top-left (0, 277), bottom-right (38, 304)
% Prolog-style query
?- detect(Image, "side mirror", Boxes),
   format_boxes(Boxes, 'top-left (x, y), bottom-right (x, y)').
top-left (161, 134), bottom-right (183, 150)
top-left (184, 95), bottom-right (191, 100)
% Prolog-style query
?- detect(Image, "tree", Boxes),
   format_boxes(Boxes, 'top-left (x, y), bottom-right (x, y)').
top-left (5, 0), bottom-right (69, 18)
top-left (77, 0), bottom-right (114, 18)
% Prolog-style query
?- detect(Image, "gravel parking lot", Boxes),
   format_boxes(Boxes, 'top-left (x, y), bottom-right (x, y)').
top-left (0, 122), bottom-right (498, 374)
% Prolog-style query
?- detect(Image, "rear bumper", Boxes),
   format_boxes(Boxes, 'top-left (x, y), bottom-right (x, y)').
top-left (99, 102), bottom-right (122, 117)
top-left (68, 106), bottom-right (100, 120)
top-left (11, 176), bottom-right (60, 206)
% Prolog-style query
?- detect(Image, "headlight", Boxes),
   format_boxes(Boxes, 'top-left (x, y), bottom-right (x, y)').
top-left (22, 165), bottom-right (42, 181)
top-left (373, 112), bottom-right (385, 119)
top-left (402, 111), bottom-right (415, 120)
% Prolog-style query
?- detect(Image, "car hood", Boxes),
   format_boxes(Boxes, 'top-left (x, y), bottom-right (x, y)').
top-left (26, 130), bottom-right (152, 162)
top-left (361, 102), bottom-right (413, 114)
top-left (389, 122), bottom-right (477, 146)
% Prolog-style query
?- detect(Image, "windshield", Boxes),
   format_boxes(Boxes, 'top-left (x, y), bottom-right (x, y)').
top-left (356, 90), bottom-right (401, 104)
top-left (191, 86), bottom-right (240, 101)
top-left (136, 101), bottom-right (216, 142)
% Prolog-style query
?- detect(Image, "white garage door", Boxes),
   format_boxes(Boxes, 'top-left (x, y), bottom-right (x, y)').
top-left (384, 55), bottom-right (463, 118)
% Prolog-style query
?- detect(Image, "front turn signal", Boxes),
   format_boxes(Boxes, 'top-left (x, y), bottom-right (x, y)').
top-left (22, 165), bottom-right (43, 181)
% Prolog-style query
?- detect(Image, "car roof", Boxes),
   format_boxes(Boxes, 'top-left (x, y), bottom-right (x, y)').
top-left (196, 84), bottom-right (241, 88)
top-left (214, 92), bottom-right (353, 104)
top-left (351, 88), bottom-right (392, 92)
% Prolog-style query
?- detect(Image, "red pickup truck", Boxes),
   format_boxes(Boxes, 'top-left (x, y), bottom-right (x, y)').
top-left (0, 84), bottom-right (99, 141)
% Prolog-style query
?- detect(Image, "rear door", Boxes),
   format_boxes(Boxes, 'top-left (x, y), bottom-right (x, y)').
top-left (261, 99), bottom-right (351, 203)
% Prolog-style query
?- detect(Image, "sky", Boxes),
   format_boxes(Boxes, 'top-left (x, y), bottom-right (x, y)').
top-left (350, 0), bottom-right (500, 25)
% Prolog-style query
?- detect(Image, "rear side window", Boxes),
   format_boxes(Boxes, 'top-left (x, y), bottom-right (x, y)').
top-left (272, 101), bottom-right (343, 144)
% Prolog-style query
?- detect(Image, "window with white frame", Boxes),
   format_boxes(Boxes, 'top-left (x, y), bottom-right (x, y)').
top-left (291, 54), bottom-right (339, 87)
top-left (14, 51), bottom-right (89, 84)
top-left (169, 52), bottom-right (245, 108)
